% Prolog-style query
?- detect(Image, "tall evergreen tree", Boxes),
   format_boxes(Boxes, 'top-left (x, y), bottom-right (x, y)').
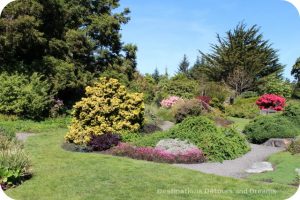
top-left (178, 54), bottom-right (189, 76)
top-left (0, 0), bottom-right (137, 105)
top-left (152, 67), bottom-right (160, 83)
top-left (201, 23), bottom-right (283, 94)
top-left (292, 57), bottom-right (300, 81)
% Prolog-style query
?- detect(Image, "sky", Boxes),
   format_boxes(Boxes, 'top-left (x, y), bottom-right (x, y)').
top-left (119, 0), bottom-right (300, 80)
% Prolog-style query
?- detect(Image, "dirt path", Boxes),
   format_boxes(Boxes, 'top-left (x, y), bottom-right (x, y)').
top-left (175, 144), bottom-right (284, 178)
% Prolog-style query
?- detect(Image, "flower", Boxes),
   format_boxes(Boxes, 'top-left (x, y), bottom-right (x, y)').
top-left (160, 96), bottom-right (183, 108)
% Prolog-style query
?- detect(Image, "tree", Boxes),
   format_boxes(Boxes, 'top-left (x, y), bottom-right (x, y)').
top-left (152, 67), bottom-right (160, 83)
top-left (0, 0), bottom-right (137, 106)
top-left (292, 57), bottom-right (300, 81)
top-left (227, 68), bottom-right (253, 95)
top-left (201, 23), bottom-right (283, 93)
top-left (189, 56), bottom-right (208, 82)
top-left (178, 54), bottom-right (189, 75)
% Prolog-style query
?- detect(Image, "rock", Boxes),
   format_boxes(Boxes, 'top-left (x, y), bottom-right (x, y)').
top-left (263, 138), bottom-right (293, 148)
top-left (245, 162), bottom-right (273, 174)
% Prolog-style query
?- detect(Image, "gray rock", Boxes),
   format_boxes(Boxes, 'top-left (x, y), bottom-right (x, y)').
top-left (245, 162), bottom-right (273, 174)
top-left (263, 138), bottom-right (293, 148)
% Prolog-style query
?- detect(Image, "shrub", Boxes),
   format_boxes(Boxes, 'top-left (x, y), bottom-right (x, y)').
top-left (225, 97), bottom-right (259, 119)
top-left (160, 96), bottom-right (183, 108)
top-left (65, 77), bottom-right (145, 145)
top-left (243, 116), bottom-right (300, 144)
top-left (0, 73), bottom-right (53, 119)
top-left (0, 127), bottom-right (15, 140)
top-left (88, 133), bottom-right (121, 151)
top-left (135, 116), bottom-right (250, 161)
top-left (155, 139), bottom-right (198, 154)
top-left (282, 104), bottom-right (300, 128)
top-left (256, 94), bottom-right (286, 111)
top-left (288, 139), bottom-right (300, 154)
top-left (110, 143), bottom-right (205, 164)
top-left (240, 91), bottom-right (258, 98)
top-left (171, 99), bottom-right (203, 123)
top-left (196, 96), bottom-right (211, 111)
top-left (0, 136), bottom-right (31, 189)
top-left (258, 74), bottom-right (292, 98)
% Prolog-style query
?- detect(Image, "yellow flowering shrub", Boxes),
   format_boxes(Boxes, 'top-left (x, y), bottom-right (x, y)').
top-left (65, 77), bottom-right (145, 144)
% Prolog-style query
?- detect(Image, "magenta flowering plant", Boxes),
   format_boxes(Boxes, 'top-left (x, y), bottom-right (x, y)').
top-left (256, 94), bottom-right (286, 111)
top-left (160, 96), bottom-right (183, 108)
top-left (110, 143), bottom-right (205, 164)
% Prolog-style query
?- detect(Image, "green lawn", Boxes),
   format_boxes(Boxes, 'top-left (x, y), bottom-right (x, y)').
top-left (228, 117), bottom-right (251, 132)
top-left (5, 128), bottom-right (297, 200)
top-left (247, 152), bottom-right (300, 185)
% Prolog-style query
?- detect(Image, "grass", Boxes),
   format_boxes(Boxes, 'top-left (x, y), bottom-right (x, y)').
top-left (4, 128), bottom-right (297, 200)
top-left (0, 117), bottom-right (71, 134)
top-left (228, 117), bottom-right (251, 132)
top-left (247, 152), bottom-right (300, 185)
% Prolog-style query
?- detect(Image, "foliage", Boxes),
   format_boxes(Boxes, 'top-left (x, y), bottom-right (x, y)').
top-left (196, 96), bottom-right (211, 110)
top-left (240, 91), bottom-right (258, 99)
top-left (49, 99), bottom-right (65, 118)
top-left (88, 133), bottom-right (121, 151)
top-left (256, 94), bottom-right (286, 111)
top-left (0, 127), bottom-right (15, 140)
top-left (0, 73), bottom-right (53, 119)
top-left (141, 124), bottom-right (162, 134)
top-left (164, 74), bottom-right (200, 99)
top-left (110, 143), bottom-right (205, 164)
top-left (258, 74), bottom-right (292, 98)
top-left (0, 136), bottom-right (31, 189)
top-left (171, 99), bottom-right (204, 123)
top-left (65, 77), bottom-right (145, 145)
top-left (292, 57), bottom-right (300, 81)
top-left (288, 139), bottom-right (300, 155)
top-left (201, 23), bottom-right (283, 93)
top-left (243, 116), bottom-right (300, 144)
top-left (160, 96), bottom-right (183, 108)
top-left (155, 139), bottom-right (199, 155)
top-left (225, 97), bottom-right (259, 119)
top-left (177, 54), bottom-right (190, 76)
top-left (282, 103), bottom-right (300, 128)
top-left (201, 82), bottom-right (231, 102)
top-left (135, 116), bottom-right (250, 161)
top-left (0, 0), bottom-right (137, 106)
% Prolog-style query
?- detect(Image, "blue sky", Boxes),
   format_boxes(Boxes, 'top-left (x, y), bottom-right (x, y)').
top-left (119, 0), bottom-right (300, 80)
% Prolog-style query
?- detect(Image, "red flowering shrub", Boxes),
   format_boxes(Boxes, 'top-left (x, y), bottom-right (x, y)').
top-left (110, 143), bottom-right (205, 164)
top-left (256, 94), bottom-right (286, 111)
top-left (196, 96), bottom-right (211, 111)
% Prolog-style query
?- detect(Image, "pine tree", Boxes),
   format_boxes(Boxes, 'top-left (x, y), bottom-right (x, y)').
top-left (152, 67), bottom-right (160, 83)
top-left (178, 54), bottom-right (189, 76)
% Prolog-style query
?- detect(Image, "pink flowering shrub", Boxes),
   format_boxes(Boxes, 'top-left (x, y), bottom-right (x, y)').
top-left (160, 96), bottom-right (183, 108)
top-left (256, 94), bottom-right (286, 111)
top-left (110, 143), bottom-right (205, 164)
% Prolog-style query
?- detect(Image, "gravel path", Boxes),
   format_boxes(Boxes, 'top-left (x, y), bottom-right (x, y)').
top-left (16, 132), bottom-right (35, 142)
top-left (175, 144), bottom-right (285, 178)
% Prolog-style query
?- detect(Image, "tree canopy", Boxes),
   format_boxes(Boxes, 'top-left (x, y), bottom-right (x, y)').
top-left (0, 0), bottom-right (137, 105)
top-left (201, 23), bottom-right (283, 94)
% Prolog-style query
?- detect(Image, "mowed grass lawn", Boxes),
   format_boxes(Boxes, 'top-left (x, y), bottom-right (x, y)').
top-left (5, 129), bottom-right (297, 200)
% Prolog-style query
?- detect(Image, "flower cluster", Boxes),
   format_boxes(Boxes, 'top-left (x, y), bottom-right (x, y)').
top-left (110, 143), bottom-right (205, 164)
top-left (256, 94), bottom-right (286, 111)
top-left (160, 96), bottom-right (183, 108)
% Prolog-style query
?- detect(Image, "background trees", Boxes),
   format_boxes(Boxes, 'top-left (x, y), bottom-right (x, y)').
top-left (0, 0), bottom-right (137, 107)
top-left (200, 23), bottom-right (283, 95)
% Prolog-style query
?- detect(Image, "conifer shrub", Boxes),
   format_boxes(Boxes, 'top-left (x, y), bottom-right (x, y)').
top-left (65, 77), bottom-right (145, 145)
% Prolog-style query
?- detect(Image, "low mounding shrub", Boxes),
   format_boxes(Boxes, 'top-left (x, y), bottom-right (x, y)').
top-left (172, 99), bottom-right (203, 123)
top-left (110, 143), bottom-right (205, 164)
top-left (256, 94), bottom-right (286, 111)
top-left (88, 133), bottom-right (121, 151)
top-left (61, 142), bottom-right (93, 153)
top-left (160, 96), bottom-right (182, 108)
top-left (134, 116), bottom-right (250, 161)
top-left (0, 136), bottom-right (31, 190)
top-left (243, 116), bottom-right (300, 144)
top-left (288, 138), bottom-right (300, 155)
top-left (225, 97), bottom-right (259, 119)
top-left (65, 77), bottom-right (145, 145)
top-left (0, 127), bottom-right (15, 140)
top-left (283, 104), bottom-right (300, 128)
top-left (0, 73), bottom-right (53, 119)
top-left (155, 139), bottom-right (198, 154)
